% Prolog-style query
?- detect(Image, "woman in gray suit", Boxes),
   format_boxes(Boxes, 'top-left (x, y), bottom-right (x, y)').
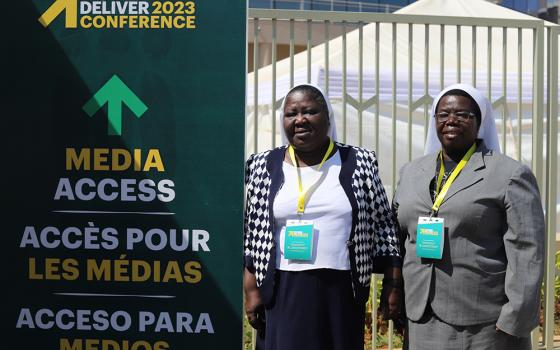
top-left (393, 83), bottom-right (544, 349)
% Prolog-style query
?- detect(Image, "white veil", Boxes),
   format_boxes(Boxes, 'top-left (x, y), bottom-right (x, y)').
top-left (424, 83), bottom-right (501, 155)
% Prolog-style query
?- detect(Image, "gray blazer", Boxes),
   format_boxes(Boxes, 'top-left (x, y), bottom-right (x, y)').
top-left (393, 141), bottom-right (544, 337)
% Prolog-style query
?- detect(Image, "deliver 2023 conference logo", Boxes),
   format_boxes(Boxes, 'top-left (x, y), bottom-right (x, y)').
top-left (38, 0), bottom-right (196, 29)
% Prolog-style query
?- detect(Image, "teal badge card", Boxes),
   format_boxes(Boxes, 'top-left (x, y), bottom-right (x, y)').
top-left (416, 217), bottom-right (444, 259)
top-left (284, 220), bottom-right (314, 260)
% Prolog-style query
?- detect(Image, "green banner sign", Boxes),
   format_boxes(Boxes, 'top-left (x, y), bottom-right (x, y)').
top-left (5, 1), bottom-right (245, 348)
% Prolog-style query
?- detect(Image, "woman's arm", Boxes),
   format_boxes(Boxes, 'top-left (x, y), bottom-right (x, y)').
top-left (496, 164), bottom-right (544, 337)
top-left (242, 155), bottom-right (265, 330)
top-left (244, 267), bottom-right (265, 330)
top-left (369, 153), bottom-right (404, 321)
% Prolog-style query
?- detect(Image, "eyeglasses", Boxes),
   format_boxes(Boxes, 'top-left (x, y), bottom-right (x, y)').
top-left (434, 111), bottom-right (476, 123)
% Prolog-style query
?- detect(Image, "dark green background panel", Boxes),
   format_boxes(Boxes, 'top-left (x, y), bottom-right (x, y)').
top-left (4, 1), bottom-right (245, 348)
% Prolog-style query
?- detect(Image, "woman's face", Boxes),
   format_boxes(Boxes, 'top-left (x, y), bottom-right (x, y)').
top-left (435, 94), bottom-right (479, 154)
top-left (283, 90), bottom-right (330, 152)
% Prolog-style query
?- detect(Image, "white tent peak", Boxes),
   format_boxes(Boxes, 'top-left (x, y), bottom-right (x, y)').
top-left (397, 0), bottom-right (558, 26)
top-left (248, 0), bottom-right (544, 105)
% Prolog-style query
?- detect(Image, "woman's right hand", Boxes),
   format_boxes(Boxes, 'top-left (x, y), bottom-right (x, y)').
top-left (245, 288), bottom-right (265, 330)
top-left (244, 267), bottom-right (265, 331)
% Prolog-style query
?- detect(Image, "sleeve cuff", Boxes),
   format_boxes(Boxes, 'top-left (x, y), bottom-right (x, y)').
top-left (372, 256), bottom-right (403, 273)
top-left (244, 254), bottom-right (255, 273)
top-left (496, 308), bottom-right (538, 338)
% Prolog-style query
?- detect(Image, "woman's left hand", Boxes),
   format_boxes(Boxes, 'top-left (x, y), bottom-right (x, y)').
top-left (380, 284), bottom-right (403, 321)
top-left (379, 282), bottom-right (405, 335)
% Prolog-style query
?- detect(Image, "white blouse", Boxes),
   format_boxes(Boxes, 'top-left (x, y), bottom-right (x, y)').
top-left (273, 150), bottom-right (353, 271)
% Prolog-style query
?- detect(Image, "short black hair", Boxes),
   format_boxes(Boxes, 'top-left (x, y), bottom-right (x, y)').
top-left (436, 89), bottom-right (482, 129)
top-left (286, 85), bottom-right (329, 116)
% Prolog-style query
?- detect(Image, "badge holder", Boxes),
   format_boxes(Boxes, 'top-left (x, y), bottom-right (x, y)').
top-left (284, 219), bottom-right (314, 261)
top-left (416, 215), bottom-right (444, 259)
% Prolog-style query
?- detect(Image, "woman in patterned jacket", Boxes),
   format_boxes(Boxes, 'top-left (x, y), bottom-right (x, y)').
top-left (243, 83), bottom-right (403, 350)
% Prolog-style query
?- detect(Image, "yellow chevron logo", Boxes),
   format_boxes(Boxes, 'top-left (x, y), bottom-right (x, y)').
top-left (38, 0), bottom-right (78, 28)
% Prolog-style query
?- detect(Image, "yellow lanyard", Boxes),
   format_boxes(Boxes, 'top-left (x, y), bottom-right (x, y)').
top-left (432, 143), bottom-right (477, 214)
top-left (288, 139), bottom-right (335, 215)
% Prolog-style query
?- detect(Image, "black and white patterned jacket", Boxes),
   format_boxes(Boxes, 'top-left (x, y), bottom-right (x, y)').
top-left (243, 142), bottom-right (401, 304)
